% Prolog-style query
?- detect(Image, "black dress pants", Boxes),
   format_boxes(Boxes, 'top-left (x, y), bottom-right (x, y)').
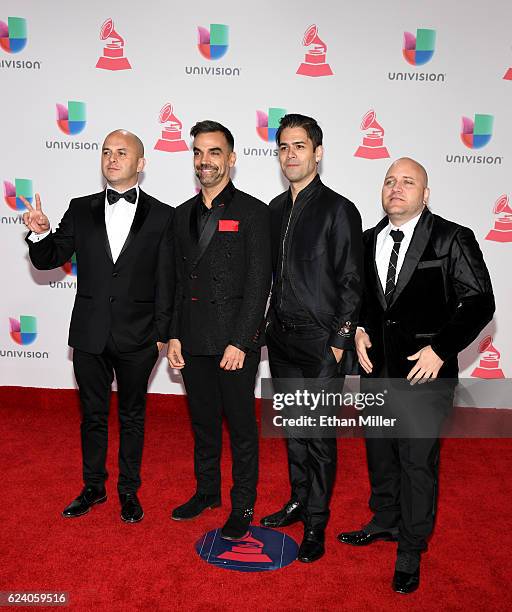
top-left (266, 319), bottom-right (342, 531)
top-left (365, 373), bottom-right (454, 555)
top-left (73, 336), bottom-right (159, 494)
top-left (180, 349), bottom-right (260, 509)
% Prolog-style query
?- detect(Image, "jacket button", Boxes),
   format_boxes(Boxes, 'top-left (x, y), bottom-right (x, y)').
top-left (182, 256), bottom-right (187, 261)
top-left (384, 319), bottom-right (390, 326)
top-left (190, 273), bottom-right (197, 279)
top-left (112, 272), bottom-right (118, 277)
top-left (109, 296), bottom-right (115, 303)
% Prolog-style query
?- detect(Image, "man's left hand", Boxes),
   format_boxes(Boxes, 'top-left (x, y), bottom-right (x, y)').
top-left (220, 345), bottom-right (246, 370)
top-left (406, 345), bottom-right (444, 384)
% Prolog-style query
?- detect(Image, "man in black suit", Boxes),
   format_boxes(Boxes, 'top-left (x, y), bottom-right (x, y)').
top-left (260, 114), bottom-right (363, 562)
top-left (22, 129), bottom-right (174, 523)
top-left (337, 157), bottom-right (495, 593)
top-left (167, 120), bottom-right (271, 540)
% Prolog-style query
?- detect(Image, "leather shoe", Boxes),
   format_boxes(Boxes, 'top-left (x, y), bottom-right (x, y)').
top-left (337, 522), bottom-right (398, 546)
top-left (120, 493), bottom-right (144, 523)
top-left (171, 492), bottom-right (221, 521)
top-left (260, 500), bottom-right (303, 528)
top-left (297, 529), bottom-right (325, 563)
top-left (62, 486), bottom-right (107, 518)
top-left (221, 508), bottom-right (253, 540)
top-left (392, 553), bottom-right (420, 594)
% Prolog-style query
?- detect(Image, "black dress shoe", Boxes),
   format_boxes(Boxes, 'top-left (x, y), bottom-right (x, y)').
top-left (62, 486), bottom-right (107, 518)
top-left (221, 508), bottom-right (253, 540)
top-left (120, 493), bottom-right (144, 523)
top-left (297, 529), bottom-right (325, 563)
top-left (392, 553), bottom-right (420, 594)
top-left (171, 492), bottom-right (221, 521)
top-left (337, 522), bottom-right (398, 546)
top-left (260, 500), bottom-right (303, 528)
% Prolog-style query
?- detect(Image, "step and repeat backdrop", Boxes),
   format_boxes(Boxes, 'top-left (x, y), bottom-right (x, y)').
top-left (1, 0), bottom-right (511, 395)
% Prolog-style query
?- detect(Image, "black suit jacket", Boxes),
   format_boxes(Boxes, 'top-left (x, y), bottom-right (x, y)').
top-left (268, 175), bottom-right (363, 350)
top-left (170, 182), bottom-right (272, 355)
top-left (361, 207), bottom-right (495, 378)
top-left (26, 189), bottom-right (174, 354)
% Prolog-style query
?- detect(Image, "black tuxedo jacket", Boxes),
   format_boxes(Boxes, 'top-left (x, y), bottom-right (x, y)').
top-left (361, 207), bottom-right (495, 378)
top-left (26, 189), bottom-right (174, 354)
top-left (170, 182), bottom-right (272, 355)
top-left (268, 175), bottom-right (363, 350)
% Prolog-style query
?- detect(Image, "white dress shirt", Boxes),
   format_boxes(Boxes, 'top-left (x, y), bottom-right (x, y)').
top-left (375, 212), bottom-right (422, 291)
top-left (28, 184), bottom-right (139, 264)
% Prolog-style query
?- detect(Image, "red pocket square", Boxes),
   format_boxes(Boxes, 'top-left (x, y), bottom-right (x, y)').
top-left (218, 219), bottom-right (239, 232)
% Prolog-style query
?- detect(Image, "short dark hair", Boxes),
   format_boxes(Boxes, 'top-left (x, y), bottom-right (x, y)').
top-left (190, 120), bottom-right (234, 151)
top-left (276, 113), bottom-right (323, 149)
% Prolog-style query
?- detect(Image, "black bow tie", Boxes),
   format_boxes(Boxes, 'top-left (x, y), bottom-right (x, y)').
top-left (107, 188), bottom-right (137, 205)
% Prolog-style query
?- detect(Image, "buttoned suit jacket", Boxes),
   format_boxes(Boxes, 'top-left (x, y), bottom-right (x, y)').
top-left (26, 189), bottom-right (174, 354)
top-left (170, 184), bottom-right (272, 355)
top-left (360, 207), bottom-right (495, 378)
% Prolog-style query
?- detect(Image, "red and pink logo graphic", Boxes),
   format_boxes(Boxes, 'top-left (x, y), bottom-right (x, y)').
top-left (471, 336), bottom-right (505, 379)
top-left (154, 103), bottom-right (189, 153)
top-left (485, 194), bottom-right (512, 243)
top-left (217, 533), bottom-right (272, 563)
top-left (296, 24), bottom-right (333, 77)
top-left (96, 18), bottom-right (131, 70)
top-left (504, 66), bottom-right (512, 80)
top-left (354, 110), bottom-right (390, 159)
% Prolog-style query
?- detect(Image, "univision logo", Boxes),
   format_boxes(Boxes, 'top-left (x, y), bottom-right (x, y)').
top-left (1, 315), bottom-right (49, 359)
top-left (388, 27), bottom-right (445, 82)
top-left (45, 101), bottom-right (99, 151)
top-left (0, 16), bottom-right (41, 69)
top-left (1, 177), bottom-right (32, 225)
top-left (49, 254), bottom-right (78, 288)
top-left (243, 108), bottom-right (286, 157)
top-left (185, 23), bottom-right (241, 77)
top-left (445, 113), bottom-right (502, 165)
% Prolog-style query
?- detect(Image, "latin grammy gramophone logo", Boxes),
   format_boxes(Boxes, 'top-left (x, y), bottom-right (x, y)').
top-left (471, 336), bottom-right (505, 379)
top-left (296, 24), bottom-right (333, 77)
top-left (154, 103), bottom-right (189, 153)
top-left (217, 533), bottom-right (272, 563)
top-left (96, 18), bottom-right (131, 71)
top-left (504, 67), bottom-right (512, 80)
top-left (354, 110), bottom-right (390, 159)
top-left (485, 194), bottom-right (512, 243)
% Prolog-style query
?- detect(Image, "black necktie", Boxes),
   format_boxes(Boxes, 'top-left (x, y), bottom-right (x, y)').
top-left (106, 188), bottom-right (137, 205)
top-left (384, 229), bottom-right (404, 304)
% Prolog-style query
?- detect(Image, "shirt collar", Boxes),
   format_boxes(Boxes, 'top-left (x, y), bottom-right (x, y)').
top-left (287, 173), bottom-right (321, 205)
top-left (385, 209), bottom-right (423, 240)
top-left (197, 180), bottom-right (236, 210)
top-left (105, 183), bottom-right (139, 198)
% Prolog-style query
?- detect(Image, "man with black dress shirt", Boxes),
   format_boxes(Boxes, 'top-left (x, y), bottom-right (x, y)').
top-left (260, 114), bottom-right (363, 562)
top-left (23, 130), bottom-right (174, 523)
top-left (337, 157), bottom-right (495, 593)
top-left (168, 120), bottom-right (271, 540)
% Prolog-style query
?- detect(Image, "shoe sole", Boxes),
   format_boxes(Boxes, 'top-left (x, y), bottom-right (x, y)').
top-left (220, 529), bottom-right (251, 541)
top-left (337, 534), bottom-right (398, 546)
top-left (121, 511), bottom-right (144, 524)
top-left (171, 502), bottom-right (221, 521)
top-left (61, 495), bottom-right (107, 518)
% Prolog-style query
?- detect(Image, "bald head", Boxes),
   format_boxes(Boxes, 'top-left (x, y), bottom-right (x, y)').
top-left (386, 157), bottom-right (428, 188)
top-left (103, 129), bottom-right (144, 157)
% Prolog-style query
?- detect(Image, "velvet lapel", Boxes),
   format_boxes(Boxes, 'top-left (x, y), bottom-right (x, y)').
top-left (90, 191), bottom-right (113, 263)
top-left (117, 188), bottom-right (151, 261)
top-left (388, 207), bottom-right (433, 309)
top-left (372, 216), bottom-right (389, 311)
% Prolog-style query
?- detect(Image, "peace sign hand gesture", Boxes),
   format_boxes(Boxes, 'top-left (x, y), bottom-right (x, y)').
top-left (21, 193), bottom-right (50, 234)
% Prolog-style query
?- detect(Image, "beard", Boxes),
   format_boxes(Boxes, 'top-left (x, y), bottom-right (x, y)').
top-left (195, 164), bottom-right (222, 187)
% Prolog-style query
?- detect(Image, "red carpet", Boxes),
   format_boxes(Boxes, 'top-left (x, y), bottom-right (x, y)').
top-left (1, 386), bottom-right (511, 611)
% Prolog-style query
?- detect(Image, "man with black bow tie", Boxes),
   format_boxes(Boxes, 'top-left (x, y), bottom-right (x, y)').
top-left (167, 120), bottom-right (271, 540)
top-left (337, 157), bottom-right (494, 593)
top-left (23, 129), bottom-right (174, 523)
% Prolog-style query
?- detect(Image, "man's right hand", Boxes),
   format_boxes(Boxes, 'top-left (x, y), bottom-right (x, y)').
top-left (167, 339), bottom-right (185, 369)
top-left (356, 328), bottom-right (373, 374)
top-left (21, 193), bottom-right (50, 234)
